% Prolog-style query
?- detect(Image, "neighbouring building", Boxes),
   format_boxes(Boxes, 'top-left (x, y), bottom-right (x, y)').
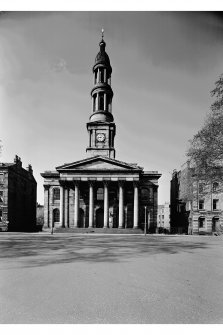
top-left (36, 203), bottom-right (44, 229)
top-left (41, 34), bottom-right (161, 232)
top-left (0, 155), bottom-right (37, 232)
top-left (170, 161), bottom-right (223, 234)
top-left (157, 202), bottom-right (170, 233)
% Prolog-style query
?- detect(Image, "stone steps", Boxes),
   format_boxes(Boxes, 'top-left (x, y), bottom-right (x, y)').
top-left (53, 227), bottom-right (143, 234)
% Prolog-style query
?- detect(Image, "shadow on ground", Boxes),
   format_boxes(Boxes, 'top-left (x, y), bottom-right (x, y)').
top-left (0, 235), bottom-right (210, 268)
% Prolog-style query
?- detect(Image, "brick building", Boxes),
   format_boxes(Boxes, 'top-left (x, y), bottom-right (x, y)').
top-left (41, 34), bottom-right (161, 232)
top-left (170, 161), bottom-right (223, 234)
top-left (0, 155), bottom-right (37, 232)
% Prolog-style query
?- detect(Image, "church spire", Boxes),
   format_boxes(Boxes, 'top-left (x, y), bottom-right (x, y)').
top-left (89, 31), bottom-right (114, 123)
top-left (86, 33), bottom-right (116, 159)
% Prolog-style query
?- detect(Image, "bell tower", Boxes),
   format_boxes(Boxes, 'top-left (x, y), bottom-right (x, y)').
top-left (86, 30), bottom-right (116, 159)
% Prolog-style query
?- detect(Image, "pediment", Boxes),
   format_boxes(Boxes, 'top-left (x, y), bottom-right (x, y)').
top-left (56, 156), bottom-right (142, 172)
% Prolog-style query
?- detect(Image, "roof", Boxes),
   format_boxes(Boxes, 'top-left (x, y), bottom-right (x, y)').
top-left (56, 155), bottom-right (143, 172)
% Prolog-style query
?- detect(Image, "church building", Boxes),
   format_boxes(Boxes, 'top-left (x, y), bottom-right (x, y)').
top-left (41, 34), bottom-right (161, 232)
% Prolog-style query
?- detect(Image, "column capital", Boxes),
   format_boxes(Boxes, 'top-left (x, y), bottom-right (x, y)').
top-left (118, 180), bottom-right (125, 187)
top-left (103, 180), bottom-right (110, 186)
top-left (73, 180), bottom-right (80, 187)
top-left (88, 180), bottom-right (96, 186)
top-left (133, 180), bottom-right (140, 188)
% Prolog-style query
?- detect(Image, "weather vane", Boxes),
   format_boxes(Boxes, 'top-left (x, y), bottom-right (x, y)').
top-left (101, 28), bottom-right (104, 40)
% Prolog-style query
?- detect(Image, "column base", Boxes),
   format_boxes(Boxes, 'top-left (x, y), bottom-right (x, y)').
top-left (118, 226), bottom-right (124, 229)
top-left (133, 226), bottom-right (139, 229)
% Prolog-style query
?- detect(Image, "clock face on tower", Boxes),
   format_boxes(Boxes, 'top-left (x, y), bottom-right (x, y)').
top-left (96, 133), bottom-right (106, 142)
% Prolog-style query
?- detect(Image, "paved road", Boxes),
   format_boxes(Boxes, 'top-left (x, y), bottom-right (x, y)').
top-left (0, 233), bottom-right (223, 323)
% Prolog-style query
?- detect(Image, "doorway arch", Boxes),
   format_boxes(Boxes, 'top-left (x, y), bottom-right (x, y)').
top-left (96, 208), bottom-right (104, 228)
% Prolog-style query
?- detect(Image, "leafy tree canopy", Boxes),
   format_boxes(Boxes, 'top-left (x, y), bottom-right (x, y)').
top-left (187, 74), bottom-right (223, 182)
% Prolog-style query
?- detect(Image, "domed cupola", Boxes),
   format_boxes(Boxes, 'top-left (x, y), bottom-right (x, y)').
top-left (94, 39), bottom-right (112, 73)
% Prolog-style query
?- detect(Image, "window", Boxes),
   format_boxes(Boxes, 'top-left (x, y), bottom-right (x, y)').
top-left (0, 210), bottom-right (2, 222)
top-left (99, 93), bottom-right (104, 110)
top-left (53, 188), bottom-right (60, 201)
top-left (199, 200), bottom-right (204, 210)
top-left (0, 191), bottom-right (3, 202)
top-left (141, 188), bottom-right (149, 200)
top-left (162, 215), bottom-right (164, 219)
top-left (97, 187), bottom-right (104, 201)
top-left (100, 68), bottom-right (104, 83)
top-left (213, 182), bottom-right (219, 192)
top-left (198, 217), bottom-right (205, 228)
top-left (0, 174), bottom-right (4, 183)
top-left (213, 199), bottom-right (219, 210)
top-left (199, 183), bottom-right (205, 193)
top-left (93, 95), bottom-right (96, 111)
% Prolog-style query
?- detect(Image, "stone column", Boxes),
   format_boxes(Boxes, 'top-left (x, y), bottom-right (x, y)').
top-left (104, 93), bottom-right (107, 111)
top-left (103, 181), bottom-right (109, 228)
top-left (74, 181), bottom-right (79, 228)
top-left (96, 93), bottom-right (99, 110)
top-left (89, 181), bottom-right (94, 228)
top-left (133, 182), bottom-right (139, 228)
top-left (97, 68), bottom-right (100, 83)
top-left (118, 181), bottom-right (124, 228)
top-left (43, 185), bottom-right (50, 228)
top-left (92, 96), bottom-right (94, 112)
top-left (60, 185), bottom-right (64, 227)
top-left (49, 187), bottom-right (53, 228)
top-left (92, 130), bottom-right (96, 147)
top-left (64, 187), bottom-right (69, 228)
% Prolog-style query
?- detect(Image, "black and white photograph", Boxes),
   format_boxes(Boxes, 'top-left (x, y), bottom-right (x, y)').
top-left (0, 3), bottom-right (223, 328)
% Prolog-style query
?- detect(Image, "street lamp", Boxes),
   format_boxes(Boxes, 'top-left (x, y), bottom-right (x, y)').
top-left (144, 206), bottom-right (147, 236)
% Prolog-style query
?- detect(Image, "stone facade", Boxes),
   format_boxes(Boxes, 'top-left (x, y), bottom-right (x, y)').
top-left (170, 161), bottom-right (223, 234)
top-left (157, 202), bottom-right (170, 232)
top-left (0, 155), bottom-right (37, 232)
top-left (41, 34), bottom-right (161, 232)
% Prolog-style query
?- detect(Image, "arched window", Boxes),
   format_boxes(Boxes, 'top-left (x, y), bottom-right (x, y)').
top-left (99, 93), bottom-right (104, 110)
top-left (53, 188), bottom-right (60, 201)
top-left (53, 208), bottom-right (60, 223)
top-left (198, 217), bottom-right (205, 228)
top-left (93, 94), bottom-right (96, 111)
top-left (100, 68), bottom-right (104, 83)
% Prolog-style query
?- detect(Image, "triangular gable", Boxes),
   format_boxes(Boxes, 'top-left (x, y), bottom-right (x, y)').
top-left (56, 156), bottom-right (142, 172)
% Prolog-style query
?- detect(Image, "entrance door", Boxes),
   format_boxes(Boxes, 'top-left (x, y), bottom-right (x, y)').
top-left (53, 208), bottom-right (60, 227)
top-left (212, 217), bottom-right (219, 232)
top-left (79, 208), bottom-right (84, 228)
top-left (96, 208), bottom-right (104, 228)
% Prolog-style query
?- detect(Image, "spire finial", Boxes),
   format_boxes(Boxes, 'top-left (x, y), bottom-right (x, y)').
top-left (101, 28), bottom-right (104, 40)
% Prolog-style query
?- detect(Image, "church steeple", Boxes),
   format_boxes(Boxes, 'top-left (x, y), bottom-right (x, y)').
top-left (90, 29), bottom-right (113, 123)
top-left (86, 31), bottom-right (116, 159)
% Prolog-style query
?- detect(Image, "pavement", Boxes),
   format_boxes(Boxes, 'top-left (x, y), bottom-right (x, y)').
top-left (0, 233), bottom-right (223, 324)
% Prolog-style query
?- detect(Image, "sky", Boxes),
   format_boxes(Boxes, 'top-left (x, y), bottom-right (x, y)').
top-left (1, 11), bottom-right (223, 205)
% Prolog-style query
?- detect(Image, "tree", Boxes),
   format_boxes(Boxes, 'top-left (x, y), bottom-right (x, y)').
top-left (187, 74), bottom-right (223, 183)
